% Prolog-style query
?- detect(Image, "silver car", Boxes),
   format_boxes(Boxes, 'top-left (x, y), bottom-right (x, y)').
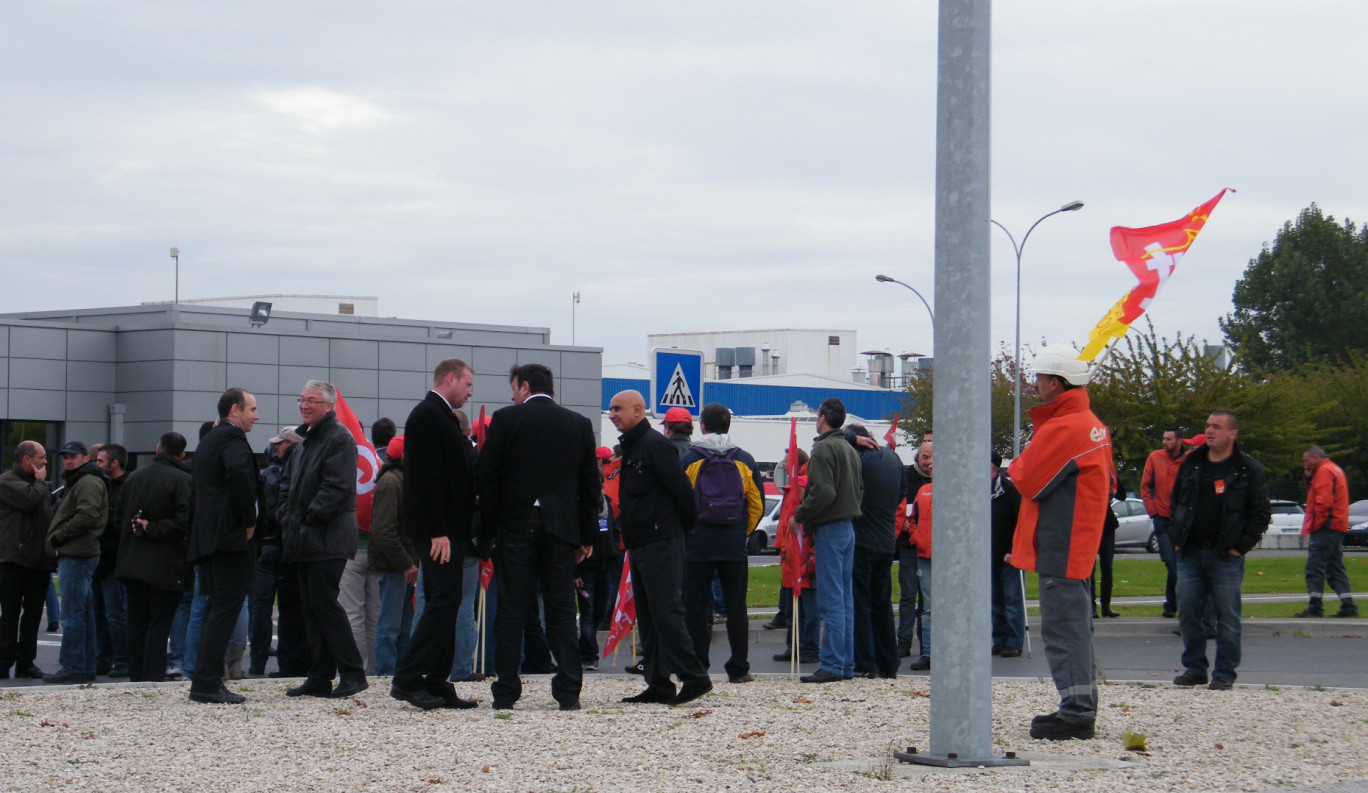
top-left (1112, 497), bottom-right (1157, 553)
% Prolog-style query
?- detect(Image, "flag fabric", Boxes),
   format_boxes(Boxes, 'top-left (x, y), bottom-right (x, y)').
top-left (333, 389), bottom-right (380, 532)
top-left (478, 559), bottom-right (494, 591)
top-left (883, 416), bottom-right (898, 449)
top-left (776, 418), bottom-right (810, 590)
top-left (475, 404), bottom-right (488, 451)
top-left (601, 554), bottom-right (636, 657)
top-left (1079, 188), bottom-right (1234, 361)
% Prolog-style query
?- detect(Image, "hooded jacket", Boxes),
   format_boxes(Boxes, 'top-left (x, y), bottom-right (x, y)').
top-left (1008, 388), bottom-right (1114, 580)
top-left (897, 461), bottom-right (931, 550)
top-left (0, 464), bottom-right (56, 571)
top-left (47, 461), bottom-right (108, 558)
top-left (794, 428), bottom-right (863, 529)
top-left (1169, 440), bottom-right (1270, 554)
top-left (680, 433), bottom-right (765, 562)
top-left (1303, 458), bottom-right (1349, 535)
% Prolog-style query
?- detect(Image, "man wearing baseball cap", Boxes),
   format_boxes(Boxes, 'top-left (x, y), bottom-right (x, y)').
top-left (44, 441), bottom-right (109, 684)
top-left (661, 407), bottom-right (695, 459)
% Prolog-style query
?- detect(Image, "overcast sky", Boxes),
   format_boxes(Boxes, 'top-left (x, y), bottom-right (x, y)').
top-left (4, 2), bottom-right (1364, 368)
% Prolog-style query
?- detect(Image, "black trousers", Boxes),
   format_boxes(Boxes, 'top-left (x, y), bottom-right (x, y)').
top-left (395, 539), bottom-right (463, 693)
top-left (297, 558), bottom-right (364, 683)
top-left (275, 560), bottom-right (308, 675)
top-left (124, 580), bottom-right (182, 682)
top-left (852, 547), bottom-right (898, 677)
top-left (0, 563), bottom-right (50, 668)
top-left (683, 559), bottom-right (749, 680)
top-left (492, 511), bottom-right (582, 707)
top-left (191, 550), bottom-right (253, 692)
top-left (630, 537), bottom-right (708, 696)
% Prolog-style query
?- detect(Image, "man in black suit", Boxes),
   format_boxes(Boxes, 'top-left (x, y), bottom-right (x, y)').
top-left (186, 388), bottom-right (259, 705)
top-left (389, 358), bottom-right (478, 711)
top-left (477, 363), bottom-right (599, 711)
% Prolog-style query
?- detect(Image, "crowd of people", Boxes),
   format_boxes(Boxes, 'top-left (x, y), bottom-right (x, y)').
top-left (0, 347), bottom-right (1355, 742)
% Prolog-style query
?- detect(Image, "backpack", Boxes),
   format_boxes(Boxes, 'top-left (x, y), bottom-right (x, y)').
top-left (693, 448), bottom-right (746, 524)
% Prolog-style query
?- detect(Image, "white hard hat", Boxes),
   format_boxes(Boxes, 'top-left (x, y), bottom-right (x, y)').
top-left (1030, 344), bottom-right (1091, 386)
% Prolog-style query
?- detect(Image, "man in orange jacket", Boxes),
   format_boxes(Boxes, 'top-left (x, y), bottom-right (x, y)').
top-left (1008, 345), bottom-right (1113, 742)
top-left (1141, 427), bottom-right (1186, 618)
top-left (1297, 447), bottom-right (1357, 618)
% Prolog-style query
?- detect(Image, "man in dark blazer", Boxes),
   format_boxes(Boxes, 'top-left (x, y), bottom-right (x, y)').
top-left (187, 388), bottom-right (259, 704)
top-left (477, 363), bottom-right (599, 711)
top-left (389, 358), bottom-right (478, 711)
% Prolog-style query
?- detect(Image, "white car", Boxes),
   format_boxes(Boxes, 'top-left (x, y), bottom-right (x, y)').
top-left (748, 496), bottom-right (782, 555)
top-left (1265, 500), bottom-right (1306, 534)
top-left (1111, 497), bottom-right (1157, 552)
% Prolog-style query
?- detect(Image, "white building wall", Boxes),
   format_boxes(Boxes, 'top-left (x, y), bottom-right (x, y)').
top-left (646, 329), bottom-right (858, 381)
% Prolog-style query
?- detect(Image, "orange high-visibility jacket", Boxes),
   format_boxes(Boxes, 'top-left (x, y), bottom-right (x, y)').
top-left (1008, 388), bottom-right (1115, 580)
top-left (1302, 458), bottom-right (1349, 535)
top-left (910, 483), bottom-right (933, 559)
top-left (1141, 448), bottom-right (1183, 518)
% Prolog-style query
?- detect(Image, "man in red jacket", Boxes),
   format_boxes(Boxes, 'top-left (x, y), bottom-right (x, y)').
top-left (1141, 427), bottom-right (1185, 618)
top-left (1008, 345), bottom-right (1113, 741)
top-left (1297, 447), bottom-right (1357, 618)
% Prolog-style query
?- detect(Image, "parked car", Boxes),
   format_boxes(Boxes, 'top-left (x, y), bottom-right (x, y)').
top-left (748, 496), bottom-right (781, 555)
top-left (1264, 500), bottom-right (1306, 534)
top-left (1344, 500), bottom-right (1368, 547)
top-left (1111, 497), bottom-right (1157, 552)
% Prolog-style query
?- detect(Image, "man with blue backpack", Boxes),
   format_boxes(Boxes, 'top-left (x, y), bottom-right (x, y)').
top-left (680, 403), bottom-right (765, 684)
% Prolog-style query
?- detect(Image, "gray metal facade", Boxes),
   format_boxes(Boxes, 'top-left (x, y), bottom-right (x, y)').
top-left (0, 304), bottom-right (602, 456)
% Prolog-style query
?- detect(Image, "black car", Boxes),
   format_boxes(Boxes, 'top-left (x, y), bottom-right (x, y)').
top-left (1346, 500), bottom-right (1368, 547)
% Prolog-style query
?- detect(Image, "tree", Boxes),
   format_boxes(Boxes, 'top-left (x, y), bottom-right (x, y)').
top-left (897, 344), bottom-right (1022, 455)
top-left (1220, 204), bottom-right (1368, 372)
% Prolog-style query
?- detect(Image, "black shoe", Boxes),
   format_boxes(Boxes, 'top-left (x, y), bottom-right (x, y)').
top-left (430, 682), bottom-right (478, 709)
top-left (329, 678), bottom-right (369, 698)
top-left (1031, 711), bottom-right (1059, 727)
top-left (456, 672), bottom-right (487, 683)
top-left (107, 663), bottom-right (129, 678)
top-left (798, 653), bottom-right (820, 664)
top-left (908, 655), bottom-right (931, 671)
top-left (189, 686), bottom-right (245, 705)
top-left (1162, 608), bottom-right (1176, 619)
top-left (390, 684), bottom-right (443, 710)
top-left (761, 620), bottom-right (787, 630)
top-left (1029, 714), bottom-right (1094, 740)
top-left (772, 651), bottom-right (792, 662)
top-left (1101, 608), bottom-right (1121, 618)
top-left (558, 700), bottom-right (582, 711)
top-left (1170, 628), bottom-right (1181, 636)
top-left (42, 669), bottom-right (96, 685)
top-left (1208, 677), bottom-right (1233, 691)
top-left (47, 622), bottom-right (59, 633)
top-left (800, 669), bottom-right (844, 684)
top-left (0, 665), bottom-right (8, 680)
top-left (1334, 604), bottom-right (1359, 618)
top-left (1294, 606), bottom-right (1324, 618)
top-left (624, 662), bottom-right (645, 676)
top-left (622, 689), bottom-right (674, 704)
top-left (248, 667), bottom-right (266, 676)
top-left (286, 679), bottom-right (333, 698)
top-left (1173, 671), bottom-right (1208, 687)
top-left (669, 679), bottom-right (713, 705)
top-left (96, 664), bottom-right (112, 676)
top-left (15, 664), bottom-right (44, 679)
top-left (898, 642), bottom-right (911, 658)
top-left (999, 647), bottom-right (1022, 658)
top-left (492, 699), bottom-right (515, 710)
top-left (990, 645), bottom-right (1004, 656)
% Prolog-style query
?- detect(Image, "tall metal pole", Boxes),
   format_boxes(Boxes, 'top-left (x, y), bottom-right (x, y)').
top-left (572, 291), bottom-right (581, 345)
top-left (991, 200), bottom-right (1082, 458)
top-left (170, 246), bottom-right (180, 326)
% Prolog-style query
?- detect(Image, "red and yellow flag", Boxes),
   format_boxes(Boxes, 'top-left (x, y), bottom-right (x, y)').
top-left (1079, 189), bottom-right (1233, 361)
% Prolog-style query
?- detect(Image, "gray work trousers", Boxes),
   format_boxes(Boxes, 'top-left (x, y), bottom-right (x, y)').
top-left (1038, 575), bottom-right (1097, 725)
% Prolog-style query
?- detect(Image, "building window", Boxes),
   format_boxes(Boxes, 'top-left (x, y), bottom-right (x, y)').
top-left (2, 420), bottom-right (60, 473)
top-left (338, 302), bottom-right (355, 315)
top-left (828, 335), bottom-right (841, 346)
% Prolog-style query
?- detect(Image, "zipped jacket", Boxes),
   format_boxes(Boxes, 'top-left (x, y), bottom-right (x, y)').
top-left (1008, 388), bottom-right (1114, 580)
top-left (1169, 441), bottom-right (1270, 555)
top-left (1302, 458), bottom-right (1349, 535)
top-left (793, 428), bottom-right (863, 529)
top-left (0, 466), bottom-right (56, 571)
top-left (1141, 448), bottom-right (1184, 519)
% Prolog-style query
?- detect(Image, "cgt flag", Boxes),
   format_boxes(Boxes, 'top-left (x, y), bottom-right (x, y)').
top-left (601, 554), bottom-right (636, 657)
top-left (333, 389), bottom-right (380, 532)
top-left (1079, 188), bottom-right (1234, 361)
top-left (776, 417), bottom-right (810, 590)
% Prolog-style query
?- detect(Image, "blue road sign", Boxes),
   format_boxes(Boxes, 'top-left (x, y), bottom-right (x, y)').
top-left (650, 348), bottom-right (704, 417)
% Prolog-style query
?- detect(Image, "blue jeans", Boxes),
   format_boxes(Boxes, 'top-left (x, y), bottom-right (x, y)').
top-left (814, 520), bottom-right (855, 678)
top-left (46, 575), bottom-right (60, 625)
top-left (182, 570), bottom-right (209, 679)
top-left (93, 575), bottom-right (127, 669)
top-left (374, 571), bottom-right (414, 676)
top-left (915, 556), bottom-right (932, 658)
top-left (991, 562), bottom-right (1026, 651)
top-left (57, 555), bottom-right (100, 675)
top-left (249, 544), bottom-right (282, 673)
top-left (167, 586), bottom-right (193, 668)
top-left (783, 587), bottom-right (820, 657)
top-left (1177, 548), bottom-right (1245, 683)
top-left (450, 555), bottom-right (480, 681)
top-left (896, 546), bottom-right (920, 647)
top-left (1153, 516), bottom-right (1178, 613)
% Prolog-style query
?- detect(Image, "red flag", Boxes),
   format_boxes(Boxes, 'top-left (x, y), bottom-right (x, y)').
top-left (333, 389), bottom-right (379, 532)
top-left (601, 554), bottom-right (636, 657)
top-left (1080, 189), bottom-right (1233, 360)
top-left (883, 415), bottom-right (898, 450)
top-left (478, 559), bottom-right (494, 591)
top-left (776, 418), bottom-right (810, 589)
top-left (475, 404), bottom-right (488, 451)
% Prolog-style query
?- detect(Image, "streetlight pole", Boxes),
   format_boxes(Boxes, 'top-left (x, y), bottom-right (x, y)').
top-left (170, 246), bottom-right (180, 325)
top-left (990, 200), bottom-right (1083, 458)
top-left (571, 291), bottom-right (580, 345)
top-left (874, 274), bottom-right (935, 325)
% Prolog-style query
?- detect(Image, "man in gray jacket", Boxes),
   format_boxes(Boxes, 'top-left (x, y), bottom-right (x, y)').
top-left (277, 380), bottom-right (366, 699)
top-left (0, 441), bottom-right (55, 679)
top-left (794, 398), bottom-right (863, 684)
top-left (44, 441), bottom-right (109, 684)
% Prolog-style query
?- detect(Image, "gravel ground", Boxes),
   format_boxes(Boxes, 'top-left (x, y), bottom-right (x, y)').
top-left (1, 675), bottom-right (1365, 793)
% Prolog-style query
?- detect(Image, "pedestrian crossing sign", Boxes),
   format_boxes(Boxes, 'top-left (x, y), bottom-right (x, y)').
top-left (650, 348), bottom-right (704, 417)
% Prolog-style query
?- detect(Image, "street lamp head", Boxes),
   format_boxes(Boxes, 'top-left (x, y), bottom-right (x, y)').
top-left (1060, 201), bottom-right (1084, 212)
top-left (170, 246), bottom-right (179, 258)
top-left (875, 274), bottom-right (894, 283)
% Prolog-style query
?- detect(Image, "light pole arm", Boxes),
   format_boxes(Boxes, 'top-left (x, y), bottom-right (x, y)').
top-left (874, 275), bottom-right (934, 325)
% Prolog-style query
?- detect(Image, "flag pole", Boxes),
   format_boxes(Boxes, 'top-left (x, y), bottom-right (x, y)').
top-left (790, 589), bottom-right (800, 679)
top-left (1089, 335), bottom-right (1126, 370)
top-left (1018, 569), bottom-right (1032, 658)
top-left (476, 587), bottom-right (487, 675)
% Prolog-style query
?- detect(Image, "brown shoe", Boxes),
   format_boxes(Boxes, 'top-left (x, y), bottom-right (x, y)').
top-left (999, 647), bottom-right (1022, 658)
top-left (728, 673), bottom-right (755, 684)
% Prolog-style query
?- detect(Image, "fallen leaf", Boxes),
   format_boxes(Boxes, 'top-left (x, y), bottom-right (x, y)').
top-left (905, 690), bottom-right (930, 698)
top-left (1255, 571), bottom-right (1264, 576)
top-left (424, 777), bottom-right (443, 783)
top-left (686, 710), bottom-right (712, 719)
top-left (792, 697), bottom-right (812, 704)
top-left (481, 765), bottom-right (491, 773)
top-left (1215, 743), bottom-right (1224, 750)
top-left (1121, 707), bottom-right (1130, 713)
top-left (739, 731), bottom-right (766, 739)
top-left (352, 699), bottom-right (367, 707)
top-left (40, 720), bottom-right (55, 727)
